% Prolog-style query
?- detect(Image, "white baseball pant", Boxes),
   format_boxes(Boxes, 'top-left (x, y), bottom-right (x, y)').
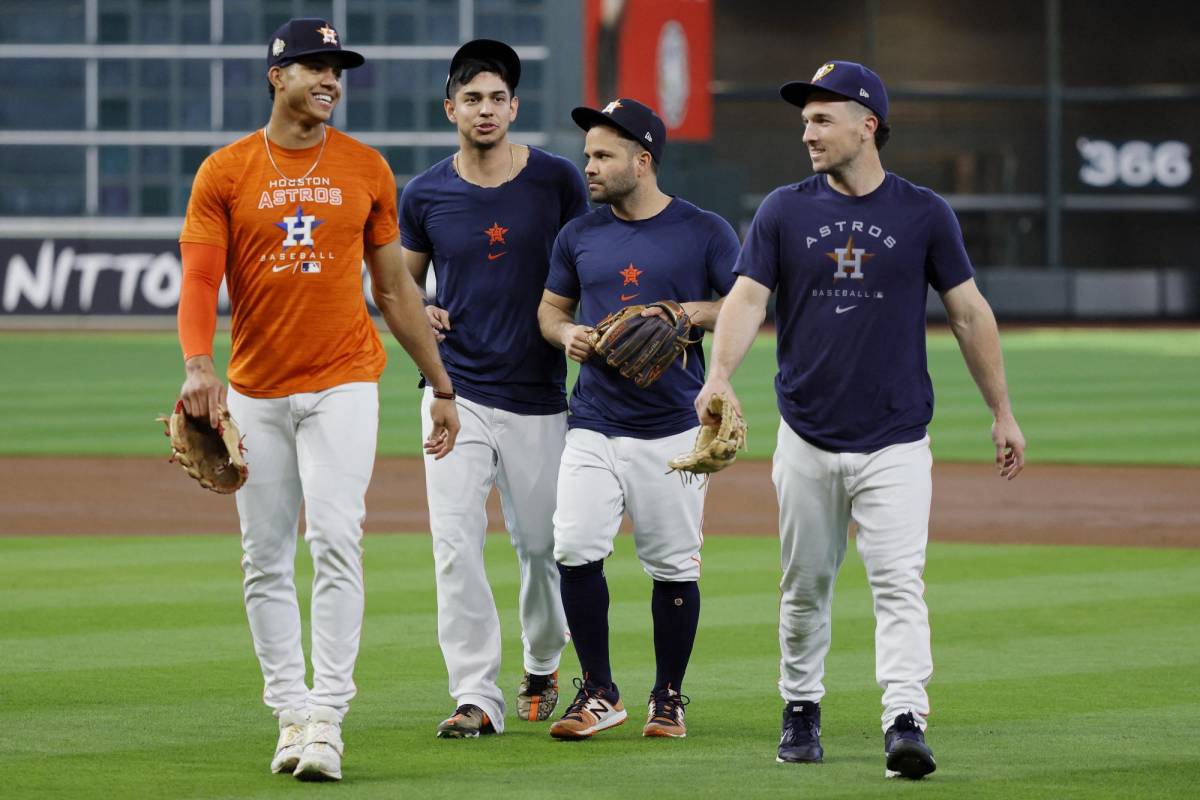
top-left (421, 388), bottom-right (569, 732)
top-left (772, 420), bottom-right (933, 732)
top-left (227, 381), bottom-right (378, 723)
top-left (553, 427), bottom-right (706, 581)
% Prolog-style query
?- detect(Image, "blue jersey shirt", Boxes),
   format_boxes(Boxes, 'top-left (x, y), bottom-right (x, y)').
top-left (734, 173), bottom-right (974, 452)
top-left (547, 197), bottom-right (740, 438)
top-left (400, 147), bottom-right (588, 414)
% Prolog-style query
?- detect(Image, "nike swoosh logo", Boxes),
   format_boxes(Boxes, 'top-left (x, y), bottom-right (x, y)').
top-left (620, 293), bottom-right (640, 301)
top-left (272, 264), bottom-right (293, 273)
top-left (487, 251), bottom-right (506, 261)
top-left (835, 305), bottom-right (858, 314)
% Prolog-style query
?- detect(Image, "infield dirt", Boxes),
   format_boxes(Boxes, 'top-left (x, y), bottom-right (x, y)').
top-left (2, 457), bottom-right (1196, 548)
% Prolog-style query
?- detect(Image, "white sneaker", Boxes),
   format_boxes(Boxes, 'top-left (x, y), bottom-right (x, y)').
top-left (270, 708), bottom-right (307, 774)
top-left (294, 707), bottom-right (343, 782)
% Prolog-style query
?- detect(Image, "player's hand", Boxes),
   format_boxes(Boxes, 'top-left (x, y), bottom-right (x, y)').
top-left (424, 304), bottom-right (451, 343)
top-left (992, 412), bottom-right (1026, 480)
top-left (425, 396), bottom-right (460, 460)
top-left (695, 376), bottom-right (740, 426)
top-left (180, 355), bottom-right (227, 428)
top-left (562, 324), bottom-right (595, 364)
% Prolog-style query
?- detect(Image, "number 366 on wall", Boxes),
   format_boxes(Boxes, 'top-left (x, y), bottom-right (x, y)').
top-left (1077, 138), bottom-right (1192, 188)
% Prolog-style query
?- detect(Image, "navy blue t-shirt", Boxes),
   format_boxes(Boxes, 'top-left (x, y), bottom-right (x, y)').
top-left (734, 173), bottom-right (974, 452)
top-left (547, 197), bottom-right (739, 438)
top-left (400, 147), bottom-right (588, 414)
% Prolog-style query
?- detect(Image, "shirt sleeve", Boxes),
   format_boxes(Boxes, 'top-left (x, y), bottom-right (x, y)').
top-left (179, 154), bottom-right (231, 248)
top-left (705, 214), bottom-right (741, 296)
top-left (365, 151), bottom-right (400, 247)
top-left (925, 194), bottom-right (975, 293)
top-left (732, 190), bottom-right (782, 292)
top-left (559, 160), bottom-right (590, 227)
top-left (544, 224), bottom-right (581, 299)
top-left (399, 175), bottom-right (432, 253)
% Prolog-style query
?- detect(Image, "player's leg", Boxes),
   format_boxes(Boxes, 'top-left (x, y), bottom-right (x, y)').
top-left (420, 389), bottom-right (507, 735)
top-left (294, 382), bottom-right (378, 713)
top-left (226, 387), bottom-right (307, 772)
top-left (849, 436), bottom-right (935, 772)
top-left (549, 428), bottom-right (627, 739)
top-left (772, 420), bottom-right (851, 763)
top-left (619, 427), bottom-right (706, 738)
top-left (494, 408), bottom-right (569, 720)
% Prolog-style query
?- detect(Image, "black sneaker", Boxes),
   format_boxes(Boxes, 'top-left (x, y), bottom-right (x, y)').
top-left (776, 700), bottom-right (823, 763)
top-left (884, 712), bottom-right (936, 779)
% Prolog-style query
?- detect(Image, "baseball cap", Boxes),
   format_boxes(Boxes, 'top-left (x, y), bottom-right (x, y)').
top-left (780, 61), bottom-right (888, 122)
top-left (571, 99), bottom-right (666, 163)
top-left (446, 39), bottom-right (522, 98)
top-left (267, 18), bottom-right (364, 70)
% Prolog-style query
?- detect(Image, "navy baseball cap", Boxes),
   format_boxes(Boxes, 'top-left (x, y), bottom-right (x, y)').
top-left (780, 61), bottom-right (888, 122)
top-left (571, 99), bottom-right (666, 163)
top-left (267, 18), bottom-right (364, 70)
top-left (446, 39), bottom-right (521, 98)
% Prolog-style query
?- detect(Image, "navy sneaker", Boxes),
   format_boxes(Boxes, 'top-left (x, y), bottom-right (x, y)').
top-left (884, 712), bottom-right (936, 779)
top-left (776, 701), bottom-right (823, 763)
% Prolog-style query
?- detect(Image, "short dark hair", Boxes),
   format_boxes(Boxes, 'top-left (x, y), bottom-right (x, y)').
top-left (597, 123), bottom-right (658, 173)
top-left (447, 58), bottom-right (515, 99)
top-left (875, 120), bottom-right (891, 150)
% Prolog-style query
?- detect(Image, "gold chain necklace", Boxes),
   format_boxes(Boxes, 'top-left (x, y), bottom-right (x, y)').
top-left (262, 126), bottom-right (328, 182)
top-left (454, 144), bottom-right (515, 186)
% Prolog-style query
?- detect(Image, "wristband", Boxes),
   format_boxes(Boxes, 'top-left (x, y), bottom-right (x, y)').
top-left (432, 388), bottom-right (456, 400)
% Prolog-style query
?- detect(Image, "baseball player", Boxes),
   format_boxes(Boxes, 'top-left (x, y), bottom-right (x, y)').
top-left (399, 39), bottom-right (589, 738)
top-left (695, 61), bottom-right (1026, 778)
top-left (175, 19), bottom-right (459, 781)
top-left (538, 99), bottom-right (739, 739)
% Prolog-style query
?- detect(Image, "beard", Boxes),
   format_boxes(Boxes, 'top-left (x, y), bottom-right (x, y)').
top-left (589, 163), bottom-right (638, 204)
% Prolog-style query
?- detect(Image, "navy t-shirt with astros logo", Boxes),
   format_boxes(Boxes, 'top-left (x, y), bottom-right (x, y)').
top-left (400, 146), bottom-right (588, 414)
top-left (547, 197), bottom-right (739, 438)
top-left (734, 172), bottom-right (974, 453)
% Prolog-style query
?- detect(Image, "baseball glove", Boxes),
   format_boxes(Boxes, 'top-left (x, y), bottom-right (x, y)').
top-left (157, 401), bottom-right (248, 494)
top-left (588, 300), bottom-right (697, 388)
top-left (667, 393), bottom-right (747, 479)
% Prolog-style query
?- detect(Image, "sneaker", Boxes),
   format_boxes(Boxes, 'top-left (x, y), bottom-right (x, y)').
top-left (548, 678), bottom-right (627, 739)
top-left (776, 701), bottom-right (823, 763)
top-left (436, 704), bottom-right (497, 739)
top-left (517, 671), bottom-right (559, 721)
top-left (884, 712), bottom-right (936, 779)
top-left (269, 708), bottom-right (306, 774)
top-left (642, 687), bottom-right (690, 738)
top-left (293, 707), bottom-right (343, 782)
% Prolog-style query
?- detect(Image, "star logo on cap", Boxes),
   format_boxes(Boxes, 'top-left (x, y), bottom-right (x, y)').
top-left (317, 24), bottom-right (338, 44)
top-left (812, 63), bottom-right (835, 82)
top-left (602, 99), bottom-right (623, 114)
top-left (272, 38), bottom-right (286, 56)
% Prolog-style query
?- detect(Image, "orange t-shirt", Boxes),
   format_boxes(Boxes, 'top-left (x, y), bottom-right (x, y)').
top-left (179, 127), bottom-right (398, 397)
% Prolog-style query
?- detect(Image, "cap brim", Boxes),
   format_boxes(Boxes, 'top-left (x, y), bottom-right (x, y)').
top-left (780, 81), bottom-right (829, 108)
top-left (279, 48), bottom-right (365, 69)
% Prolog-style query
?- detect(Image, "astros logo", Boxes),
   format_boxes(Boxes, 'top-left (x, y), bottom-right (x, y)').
top-left (826, 236), bottom-right (873, 280)
top-left (317, 25), bottom-right (338, 45)
top-left (484, 221), bottom-right (508, 262)
top-left (602, 99), bottom-right (623, 114)
top-left (276, 204), bottom-right (323, 247)
top-left (619, 262), bottom-right (642, 302)
top-left (812, 63), bottom-right (835, 82)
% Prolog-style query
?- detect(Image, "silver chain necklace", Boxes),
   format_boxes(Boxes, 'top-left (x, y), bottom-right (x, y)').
top-left (454, 144), bottom-right (515, 187)
top-left (262, 126), bottom-right (328, 182)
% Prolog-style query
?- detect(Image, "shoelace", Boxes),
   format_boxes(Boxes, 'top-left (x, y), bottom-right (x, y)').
top-left (562, 677), bottom-right (600, 719)
top-left (650, 691), bottom-right (690, 721)
top-left (782, 711), bottom-right (819, 743)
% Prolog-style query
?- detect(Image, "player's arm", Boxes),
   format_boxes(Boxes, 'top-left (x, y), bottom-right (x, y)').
top-left (400, 245), bottom-right (450, 341)
top-left (941, 277), bottom-right (1026, 480)
top-left (680, 297), bottom-right (724, 331)
top-left (366, 239), bottom-right (460, 458)
top-left (695, 275), bottom-right (772, 424)
top-left (538, 289), bottom-right (593, 363)
top-left (177, 242), bottom-right (227, 428)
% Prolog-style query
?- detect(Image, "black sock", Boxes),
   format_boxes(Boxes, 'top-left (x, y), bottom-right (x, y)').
top-left (558, 560), bottom-right (613, 692)
top-left (651, 580), bottom-right (700, 693)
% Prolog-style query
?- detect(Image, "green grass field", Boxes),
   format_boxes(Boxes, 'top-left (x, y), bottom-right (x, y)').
top-left (2, 533), bottom-right (1197, 799)
top-left (0, 328), bottom-right (1197, 464)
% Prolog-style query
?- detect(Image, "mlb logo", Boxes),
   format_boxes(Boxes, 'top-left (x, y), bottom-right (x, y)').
top-left (300, 261), bottom-right (321, 273)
